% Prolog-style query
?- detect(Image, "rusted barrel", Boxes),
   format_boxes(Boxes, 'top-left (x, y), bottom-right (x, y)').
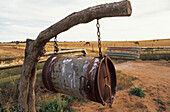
top-left (42, 54), bottom-right (116, 107)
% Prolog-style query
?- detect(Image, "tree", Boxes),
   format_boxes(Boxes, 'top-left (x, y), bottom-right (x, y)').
top-left (18, 0), bottom-right (132, 111)
top-left (16, 41), bottom-right (19, 45)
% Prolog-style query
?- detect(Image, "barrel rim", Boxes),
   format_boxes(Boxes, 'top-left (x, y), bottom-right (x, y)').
top-left (97, 55), bottom-right (117, 106)
top-left (42, 54), bottom-right (63, 92)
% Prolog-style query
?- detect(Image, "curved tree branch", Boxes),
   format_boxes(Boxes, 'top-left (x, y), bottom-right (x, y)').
top-left (36, 0), bottom-right (131, 45)
top-left (18, 0), bottom-right (132, 111)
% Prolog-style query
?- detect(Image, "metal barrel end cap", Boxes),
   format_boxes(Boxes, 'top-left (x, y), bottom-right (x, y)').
top-left (97, 56), bottom-right (117, 107)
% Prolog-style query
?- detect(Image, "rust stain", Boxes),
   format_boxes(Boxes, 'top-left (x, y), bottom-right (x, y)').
top-left (42, 54), bottom-right (116, 107)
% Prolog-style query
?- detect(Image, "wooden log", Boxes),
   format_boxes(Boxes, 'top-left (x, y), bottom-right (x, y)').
top-left (0, 60), bottom-right (45, 71)
top-left (45, 49), bottom-right (87, 56)
top-left (35, 0), bottom-right (132, 48)
top-left (0, 64), bottom-right (22, 70)
top-left (0, 56), bottom-right (24, 61)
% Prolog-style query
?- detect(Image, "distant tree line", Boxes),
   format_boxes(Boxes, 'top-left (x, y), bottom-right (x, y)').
top-left (10, 41), bottom-right (26, 43)
top-left (0, 40), bottom-right (88, 43)
top-left (0, 41), bottom-right (26, 43)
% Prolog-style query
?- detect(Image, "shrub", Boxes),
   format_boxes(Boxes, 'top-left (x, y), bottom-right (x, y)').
top-left (129, 87), bottom-right (145, 98)
top-left (153, 99), bottom-right (165, 106)
top-left (39, 96), bottom-right (75, 112)
top-left (158, 106), bottom-right (166, 111)
top-left (64, 95), bottom-right (75, 104)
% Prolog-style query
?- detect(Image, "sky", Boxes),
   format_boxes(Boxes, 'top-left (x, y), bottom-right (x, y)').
top-left (0, 0), bottom-right (170, 42)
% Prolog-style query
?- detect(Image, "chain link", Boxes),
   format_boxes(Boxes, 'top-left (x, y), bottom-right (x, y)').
top-left (96, 19), bottom-right (102, 58)
top-left (54, 35), bottom-right (59, 53)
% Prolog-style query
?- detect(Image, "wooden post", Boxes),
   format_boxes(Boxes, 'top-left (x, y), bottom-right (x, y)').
top-left (92, 44), bottom-right (94, 52)
top-left (18, 39), bottom-right (44, 112)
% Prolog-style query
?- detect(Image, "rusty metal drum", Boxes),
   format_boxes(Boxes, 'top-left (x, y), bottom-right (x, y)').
top-left (42, 54), bottom-right (116, 107)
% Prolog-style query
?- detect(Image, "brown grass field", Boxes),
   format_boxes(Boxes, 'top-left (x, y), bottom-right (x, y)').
top-left (0, 38), bottom-right (170, 57)
top-left (0, 39), bottom-right (170, 111)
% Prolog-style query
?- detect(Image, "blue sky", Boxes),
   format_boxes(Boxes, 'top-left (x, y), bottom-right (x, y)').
top-left (0, 0), bottom-right (170, 42)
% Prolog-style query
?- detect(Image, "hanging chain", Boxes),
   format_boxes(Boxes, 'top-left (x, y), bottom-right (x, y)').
top-left (96, 19), bottom-right (102, 58)
top-left (54, 35), bottom-right (59, 53)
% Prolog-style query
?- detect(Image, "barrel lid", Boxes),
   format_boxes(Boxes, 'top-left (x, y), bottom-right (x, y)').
top-left (97, 55), bottom-right (116, 107)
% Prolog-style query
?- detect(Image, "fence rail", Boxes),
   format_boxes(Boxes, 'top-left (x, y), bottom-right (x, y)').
top-left (141, 47), bottom-right (170, 51)
top-left (0, 70), bottom-right (42, 84)
top-left (106, 52), bottom-right (140, 58)
top-left (106, 47), bottom-right (140, 60)
top-left (106, 46), bottom-right (170, 60)
top-left (0, 49), bottom-right (87, 70)
top-left (0, 49), bottom-right (86, 61)
top-left (107, 47), bottom-right (141, 52)
top-left (46, 48), bottom-right (87, 56)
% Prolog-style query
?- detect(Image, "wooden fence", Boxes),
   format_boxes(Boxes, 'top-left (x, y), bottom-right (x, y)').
top-left (0, 49), bottom-right (87, 70)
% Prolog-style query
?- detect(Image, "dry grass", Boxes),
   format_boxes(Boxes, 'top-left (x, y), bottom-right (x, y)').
top-left (0, 49), bottom-right (13, 55)
top-left (44, 39), bottom-right (170, 55)
top-left (0, 39), bottom-right (170, 57)
top-left (0, 43), bottom-right (26, 50)
top-left (117, 70), bottom-right (137, 91)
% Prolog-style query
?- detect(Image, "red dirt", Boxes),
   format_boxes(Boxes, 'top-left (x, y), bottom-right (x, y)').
top-left (72, 61), bottom-right (170, 112)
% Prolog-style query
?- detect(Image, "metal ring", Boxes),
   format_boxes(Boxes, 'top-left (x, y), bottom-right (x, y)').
top-left (96, 24), bottom-right (100, 28)
top-left (97, 32), bottom-right (100, 36)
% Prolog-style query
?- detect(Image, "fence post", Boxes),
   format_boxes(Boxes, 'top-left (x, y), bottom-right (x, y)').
top-left (92, 44), bottom-right (94, 52)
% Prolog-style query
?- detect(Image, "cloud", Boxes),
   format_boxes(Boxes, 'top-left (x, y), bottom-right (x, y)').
top-left (0, 0), bottom-right (170, 42)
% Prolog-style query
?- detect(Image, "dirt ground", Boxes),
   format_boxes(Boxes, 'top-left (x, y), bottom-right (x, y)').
top-left (72, 61), bottom-right (170, 112)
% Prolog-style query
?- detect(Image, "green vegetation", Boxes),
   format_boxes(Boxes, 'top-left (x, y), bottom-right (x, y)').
top-left (0, 77), bottom-right (19, 111)
top-left (153, 99), bottom-right (167, 112)
top-left (117, 70), bottom-right (137, 91)
top-left (167, 102), bottom-right (170, 106)
top-left (158, 106), bottom-right (166, 112)
top-left (0, 68), bottom-right (21, 79)
top-left (140, 53), bottom-right (170, 60)
top-left (129, 87), bottom-right (145, 98)
top-left (0, 70), bottom-right (42, 84)
top-left (0, 63), bottom-right (44, 111)
top-left (153, 99), bottom-right (165, 106)
top-left (40, 96), bottom-right (75, 112)
top-left (0, 63), bottom-right (44, 81)
top-left (0, 104), bottom-right (18, 112)
top-left (64, 95), bottom-right (75, 104)
top-left (37, 63), bottom-right (44, 70)
top-left (0, 75), bottom-right (20, 84)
